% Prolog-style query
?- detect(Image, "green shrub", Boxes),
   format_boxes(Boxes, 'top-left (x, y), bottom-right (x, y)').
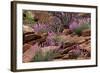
top-left (74, 23), bottom-right (90, 35)
top-left (31, 49), bottom-right (56, 62)
top-left (23, 11), bottom-right (35, 25)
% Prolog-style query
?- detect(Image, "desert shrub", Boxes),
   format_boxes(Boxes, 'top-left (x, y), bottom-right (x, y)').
top-left (31, 49), bottom-right (56, 62)
top-left (23, 11), bottom-right (35, 25)
top-left (74, 23), bottom-right (90, 35)
top-left (50, 12), bottom-right (72, 28)
top-left (33, 23), bottom-right (51, 33)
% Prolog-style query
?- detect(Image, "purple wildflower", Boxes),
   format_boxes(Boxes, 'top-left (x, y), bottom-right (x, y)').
top-left (69, 19), bottom-right (80, 30)
top-left (33, 23), bottom-right (50, 33)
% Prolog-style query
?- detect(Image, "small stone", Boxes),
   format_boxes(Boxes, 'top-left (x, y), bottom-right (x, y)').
top-left (37, 32), bottom-right (48, 46)
top-left (68, 49), bottom-right (81, 59)
top-left (79, 40), bottom-right (91, 52)
top-left (63, 29), bottom-right (72, 35)
top-left (79, 49), bottom-right (90, 58)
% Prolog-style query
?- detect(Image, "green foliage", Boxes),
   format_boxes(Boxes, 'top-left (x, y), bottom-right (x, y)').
top-left (52, 35), bottom-right (67, 44)
top-left (23, 11), bottom-right (35, 25)
top-left (31, 49), bottom-right (55, 62)
top-left (44, 50), bottom-right (55, 61)
top-left (53, 35), bottom-right (61, 43)
top-left (74, 23), bottom-right (90, 35)
top-left (32, 50), bottom-right (44, 62)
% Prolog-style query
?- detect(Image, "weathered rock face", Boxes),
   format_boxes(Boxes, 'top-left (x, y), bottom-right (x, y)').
top-left (23, 43), bottom-right (39, 63)
top-left (23, 25), bottom-right (34, 34)
top-left (23, 44), bottom-right (32, 53)
top-left (23, 25), bottom-right (38, 44)
top-left (81, 29), bottom-right (91, 36)
top-left (23, 33), bottom-right (41, 44)
top-left (23, 31), bottom-right (91, 61)
top-left (52, 34), bottom-right (91, 60)
top-left (79, 40), bottom-right (91, 53)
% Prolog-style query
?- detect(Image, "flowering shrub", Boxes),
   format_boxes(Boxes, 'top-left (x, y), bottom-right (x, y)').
top-left (74, 23), bottom-right (90, 35)
top-left (69, 17), bottom-right (91, 35)
top-left (33, 23), bottom-right (51, 33)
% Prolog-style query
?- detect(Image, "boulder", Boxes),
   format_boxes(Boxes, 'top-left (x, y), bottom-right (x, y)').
top-left (68, 49), bottom-right (81, 59)
top-left (23, 25), bottom-right (34, 34)
top-left (23, 33), bottom-right (41, 44)
top-left (62, 54), bottom-right (69, 59)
